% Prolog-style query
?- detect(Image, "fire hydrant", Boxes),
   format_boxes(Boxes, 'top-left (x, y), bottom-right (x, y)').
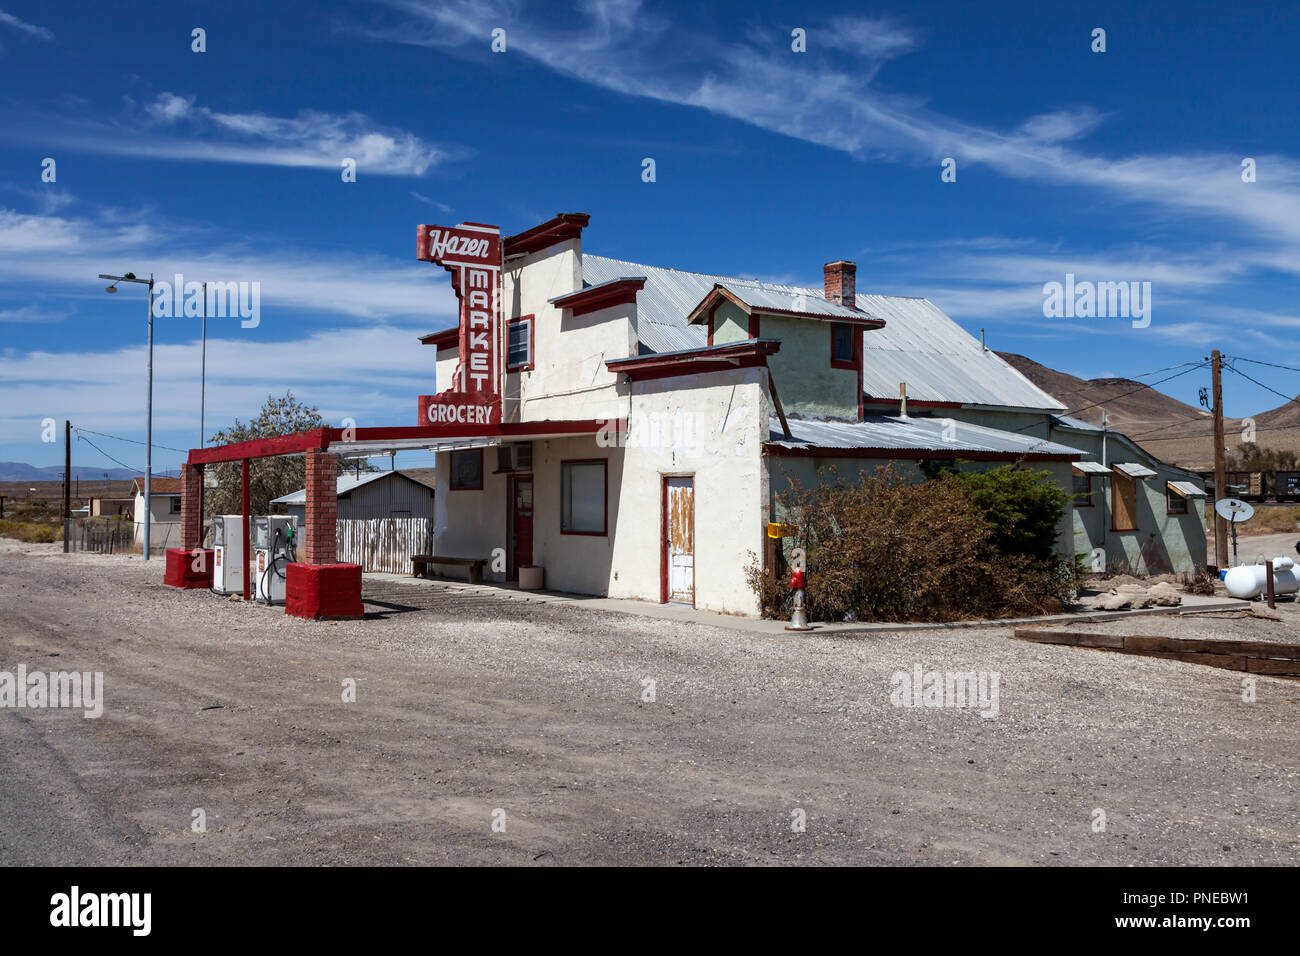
top-left (785, 566), bottom-right (812, 632)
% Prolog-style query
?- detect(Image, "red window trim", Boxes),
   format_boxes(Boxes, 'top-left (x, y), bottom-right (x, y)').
top-left (1165, 487), bottom-right (1189, 515)
top-left (508, 314), bottom-right (535, 371)
top-left (1073, 473), bottom-right (1095, 508)
top-left (449, 447), bottom-right (483, 491)
top-left (830, 322), bottom-right (856, 370)
top-left (560, 457), bottom-right (607, 536)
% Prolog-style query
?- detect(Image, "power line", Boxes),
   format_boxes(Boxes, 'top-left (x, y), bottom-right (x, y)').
top-left (72, 426), bottom-right (189, 455)
top-left (75, 434), bottom-right (140, 474)
top-left (1228, 356), bottom-right (1300, 375)
top-left (1222, 361), bottom-right (1300, 410)
top-left (1010, 360), bottom-right (1210, 434)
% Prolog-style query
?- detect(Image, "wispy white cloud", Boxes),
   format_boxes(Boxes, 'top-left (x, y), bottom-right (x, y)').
top-left (0, 204), bottom-right (458, 322)
top-left (0, 9), bottom-right (53, 41)
top-left (0, 325), bottom-right (438, 449)
top-left (355, 1), bottom-right (1300, 252)
top-left (33, 92), bottom-right (455, 176)
top-left (411, 191), bottom-right (453, 213)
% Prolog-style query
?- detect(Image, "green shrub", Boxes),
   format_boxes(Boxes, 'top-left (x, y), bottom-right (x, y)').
top-left (947, 465), bottom-right (1071, 561)
top-left (748, 463), bottom-right (1075, 623)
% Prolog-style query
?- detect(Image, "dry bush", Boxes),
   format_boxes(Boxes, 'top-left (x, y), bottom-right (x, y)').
top-left (748, 463), bottom-right (1076, 623)
top-left (1180, 571), bottom-right (1217, 595)
top-left (0, 519), bottom-right (59, 543)
top-left (1237, 506), bottom-right (1300, 537)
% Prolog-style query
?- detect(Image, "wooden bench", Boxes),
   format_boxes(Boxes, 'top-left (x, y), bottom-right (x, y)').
top-left (411, 554), bottom-right (487, 584)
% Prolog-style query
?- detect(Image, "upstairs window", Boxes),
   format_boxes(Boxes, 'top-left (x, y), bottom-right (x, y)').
top-left (831, 323), bottom-right (856, 369)
top-left (508, 315), bottom-right (533, 371)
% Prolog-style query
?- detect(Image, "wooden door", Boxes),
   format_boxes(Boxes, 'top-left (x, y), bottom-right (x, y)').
top-left (663, 476), bottom-right (695, 605)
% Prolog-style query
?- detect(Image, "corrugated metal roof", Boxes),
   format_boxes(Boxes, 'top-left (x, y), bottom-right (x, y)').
top-left (855, 294), bottom-right (1063, 409)
top-left (1072, 461), bottom-right (1111, 474)
top-left (704, 277), bottom-right (879, 321)
top-left (766, 415), bottom-right (1083, 457)
top-left (271, 471), bottom-right (393, 506)
top-left (1168, 480), bottom-right (1207, 497)
top-left (582, 254), bottom-right (1063, 410)
top-left (1114, 462), bottom-right (1158, 479)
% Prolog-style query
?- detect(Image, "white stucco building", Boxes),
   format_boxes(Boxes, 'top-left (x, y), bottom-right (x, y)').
top-left (412, 214), bottom-right (1133, 615)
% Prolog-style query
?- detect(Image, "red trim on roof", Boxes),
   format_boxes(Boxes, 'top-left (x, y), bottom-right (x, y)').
top-left (503, 213), bottom-right (590, 257)
top-left (607, 340), bottom-right (781, 382)
top-left (762, 446), bottom-right (1078, 462)
top-left (686, 284), bottom-right (886, 328)
top-left (862, 397), bottom-right (964, 409)
top-left (551, 277), bottom-right (645, 317)
top-left (418, 328), bottom-right (459, 348)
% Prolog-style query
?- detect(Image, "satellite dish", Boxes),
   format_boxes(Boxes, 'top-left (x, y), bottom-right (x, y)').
top-left (1215, 497), bottom-right (1255, 523)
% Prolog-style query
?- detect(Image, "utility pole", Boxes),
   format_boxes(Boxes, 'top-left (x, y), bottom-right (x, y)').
top-left (1211, 350), bottom-right (1228, 569)
top-left (63, 419), bottom-right (71, 553)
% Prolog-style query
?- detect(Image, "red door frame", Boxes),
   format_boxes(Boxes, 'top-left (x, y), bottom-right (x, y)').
top-left (508, 473), bottom-right (533, 579)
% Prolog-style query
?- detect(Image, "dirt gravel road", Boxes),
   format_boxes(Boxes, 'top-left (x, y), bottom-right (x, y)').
top-left (1, 539), bottom-right (1297, 865)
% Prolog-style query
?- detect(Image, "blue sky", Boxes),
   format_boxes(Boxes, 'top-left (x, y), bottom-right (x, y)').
top-left (1, 0), bottom-right (1297, 473)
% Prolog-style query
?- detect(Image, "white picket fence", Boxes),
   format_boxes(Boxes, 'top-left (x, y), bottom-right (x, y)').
top-left (336, 517), bottom-right (433, 574)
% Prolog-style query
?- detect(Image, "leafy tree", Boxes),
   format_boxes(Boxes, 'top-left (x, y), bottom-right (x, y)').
top-left (203, 391), bottom-right (369, 518)
top-left (1226, 442), bottom-right (1298, 472)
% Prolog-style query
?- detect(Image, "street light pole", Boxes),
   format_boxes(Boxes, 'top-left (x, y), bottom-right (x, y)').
top-left (99, 271), bottom-right (156, 560)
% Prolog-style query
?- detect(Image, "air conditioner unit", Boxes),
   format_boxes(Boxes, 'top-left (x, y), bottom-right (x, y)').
top-left (494, 442), bottom-right (533, 473)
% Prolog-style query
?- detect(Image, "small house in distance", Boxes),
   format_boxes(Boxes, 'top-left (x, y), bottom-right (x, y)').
top-left (271, 470), bottom-right (436, 523)
top-left (131, 476), bottom-right (182, 549)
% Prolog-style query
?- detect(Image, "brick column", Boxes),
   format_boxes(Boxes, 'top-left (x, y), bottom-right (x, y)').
top-left (180, 463), bottom-right (204, 550)
top-left (303, 448), bottom-right (337, 565)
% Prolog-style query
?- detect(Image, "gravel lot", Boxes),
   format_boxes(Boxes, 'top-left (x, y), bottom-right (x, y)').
top-left (1, 538), bottom-right (1297, 866)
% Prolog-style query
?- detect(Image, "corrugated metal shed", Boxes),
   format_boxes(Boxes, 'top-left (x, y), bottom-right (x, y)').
top-left (766, 415), bottom-right (1083, 457)
top-left (582, 254), bottom-right (1063, 410)
top-left (272, 471), bottom-right (390, 506)
top-left (272, 471), bottom-right (436, 519)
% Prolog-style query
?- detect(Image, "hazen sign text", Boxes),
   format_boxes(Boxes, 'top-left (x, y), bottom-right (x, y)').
top-left (416, 222), bottom-right (503, 426)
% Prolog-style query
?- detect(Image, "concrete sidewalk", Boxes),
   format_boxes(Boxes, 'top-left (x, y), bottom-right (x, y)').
top-left (363, 572), bottom-right (1252, 636)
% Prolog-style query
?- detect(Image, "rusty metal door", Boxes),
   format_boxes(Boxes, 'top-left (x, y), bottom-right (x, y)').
top-left (665, 476), bottom-right (695, 605)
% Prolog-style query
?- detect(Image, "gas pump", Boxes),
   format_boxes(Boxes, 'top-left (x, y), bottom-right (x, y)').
top-left (254, 515), bottom-right (298, 605)
top-left (212, 514), bottom-right (246, 596)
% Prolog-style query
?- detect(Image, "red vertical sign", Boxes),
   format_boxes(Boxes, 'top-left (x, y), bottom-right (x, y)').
top-left (416, 222), bottom-right (503, 426)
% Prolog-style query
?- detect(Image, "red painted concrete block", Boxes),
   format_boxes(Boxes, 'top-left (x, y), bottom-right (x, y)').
top-left (285, 563), bottom-right (364, 620)
top-left (164, 548), bottom-right (215, 589)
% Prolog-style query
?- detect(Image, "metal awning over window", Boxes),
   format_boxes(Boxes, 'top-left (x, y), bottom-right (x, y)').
top-left (1167, 480), bottom-right (1207, 498)
top-left (1113, 462), bottom-right (1158, 479)
top-left (1072, 461), bottom-right (1110, 475)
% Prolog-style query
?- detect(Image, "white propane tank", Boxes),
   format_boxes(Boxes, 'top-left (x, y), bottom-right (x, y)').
top-left (1223, 557), bottom-right (1300, 599)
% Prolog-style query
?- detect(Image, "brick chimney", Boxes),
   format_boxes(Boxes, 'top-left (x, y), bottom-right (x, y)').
top-left (824, 260), bottom-right (856, 308)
